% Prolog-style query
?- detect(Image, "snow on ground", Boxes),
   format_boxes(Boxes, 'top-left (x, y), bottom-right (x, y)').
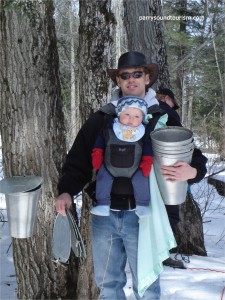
top-left (160, 177), bottom-right (225, 300)
top-left (0, 154), bottom-right (225, 300)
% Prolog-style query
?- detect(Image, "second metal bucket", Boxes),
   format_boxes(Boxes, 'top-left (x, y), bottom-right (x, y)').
top-left (150, 126), bottom-right (193, 147)
top-left (150, 126), bottom-right (194, 205)
top-left (153, 150), bottom-right (194, 205)
top-left (0, 175), bottom-right (43, 238)
top-left (152, 142), bottom-right (194, 154)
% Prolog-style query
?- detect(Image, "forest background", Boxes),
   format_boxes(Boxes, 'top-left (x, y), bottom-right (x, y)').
top-left (0, 0), bottom-right (224, 299)
top-left (56, 0), bottom-right (225, 155)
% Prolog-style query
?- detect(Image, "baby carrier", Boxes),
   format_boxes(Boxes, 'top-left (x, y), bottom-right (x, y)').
top-left (85, 103), bottom-right (161, 210)
top-left (103, 125), bottom-right (143, 178)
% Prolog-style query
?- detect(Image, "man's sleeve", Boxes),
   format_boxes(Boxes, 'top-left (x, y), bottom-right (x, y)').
top-left (188, 148), bottom-right (208, 184)
top-left (57, 111), bottom-right (105, 197)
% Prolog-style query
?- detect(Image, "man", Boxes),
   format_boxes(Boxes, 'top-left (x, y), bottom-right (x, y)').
top-left (156, 88), bottom-right (179, 109)
top-left (55, 52), bottom-right (206, 299)
top-left (156, 88), bottom-right (180, 125)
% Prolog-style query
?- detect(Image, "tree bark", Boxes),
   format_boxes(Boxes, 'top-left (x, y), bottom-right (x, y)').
top-left (187, 71), bottom-right (195, 129)
top-left (69, 0), bottom-right (77, 143)
top-left (123, 0), bottom-right (170, 88)
top-left (173, 192), bottom-right (207, 256)
top-left (205, 0), bottom-right (225, 158)
top-left (208, 177), bottom-right (225, 197)
top-left (123, 0), bottom-right (207, 257)
top-left (76, 189), bottom-right (99, 300)
top-left (112, 0), bottom-right (124, 63)
top-left (76, 1), bottom-right (115, 299)
top-left (0, 1), bottom-right (73, 298)
top-left (174, 0), bottom-right (187, 121)
top-left (77, 0), bottom-right (116, 124)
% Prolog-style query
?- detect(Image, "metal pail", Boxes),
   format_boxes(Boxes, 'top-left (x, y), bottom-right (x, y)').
top-left (150, 126), bottom-right (193, 147)
top-left (152, 142), bottom-right (194, 154)
top-left (153, 149), bottom-right (193, 205)
top-left (6, 186), bottom-right (41, 238)
top-left (0, 175), bottom-right (43, 238)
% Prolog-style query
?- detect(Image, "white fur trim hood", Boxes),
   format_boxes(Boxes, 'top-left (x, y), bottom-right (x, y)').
top-left (110, 88), bottom-right (159, 108)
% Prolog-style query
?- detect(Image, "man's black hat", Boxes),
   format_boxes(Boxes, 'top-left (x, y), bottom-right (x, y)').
top-left (107, 51), bottom-right (159, 87)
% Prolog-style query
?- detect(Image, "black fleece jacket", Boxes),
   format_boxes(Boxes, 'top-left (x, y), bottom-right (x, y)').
top-left (58, 103), bottom-right (207, 197)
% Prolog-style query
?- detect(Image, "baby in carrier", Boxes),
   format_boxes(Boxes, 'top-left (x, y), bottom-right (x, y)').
top-left (91, 96), bottom-right (153, 218)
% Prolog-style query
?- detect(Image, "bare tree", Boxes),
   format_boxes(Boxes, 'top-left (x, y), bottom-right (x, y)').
top-left (69, 0), bottom-right (79, 141)
top-left (123, 0), bottom-right (170, 88)
top-left (123, 0), bottom-right (206, 256)
top-left (76, 1), bottom-right (115, 299)
top-left (54, 0), bottom-right (80, 147)
top-left (0, 0), bottom-right (72, 298)
top-left (206, 0), bottom-right (225, 159)
top-left (77, 1), bottom-right (116, 124)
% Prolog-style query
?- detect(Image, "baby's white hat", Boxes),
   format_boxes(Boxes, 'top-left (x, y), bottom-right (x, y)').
top-left (116, 96), bottom-right (148, 117)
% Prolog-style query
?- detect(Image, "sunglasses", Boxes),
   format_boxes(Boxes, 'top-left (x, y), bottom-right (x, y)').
top-left (118, 71), bottom-right (144, 80)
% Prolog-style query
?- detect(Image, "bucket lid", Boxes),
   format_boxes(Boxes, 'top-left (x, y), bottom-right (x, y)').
top-left (66, 208), bottom-right (86, 258)
top-left (0, 175), bottom-right (43, 194)
top-left (52, 213), bottom-right (71, 263)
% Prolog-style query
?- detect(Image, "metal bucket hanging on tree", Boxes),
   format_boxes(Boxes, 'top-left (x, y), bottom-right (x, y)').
top-left (0, 175), bottom-right (43, 238)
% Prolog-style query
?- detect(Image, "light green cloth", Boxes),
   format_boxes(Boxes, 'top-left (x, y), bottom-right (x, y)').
top-left (154, 114), bottom-right (168, 129)
top-left (137, 114), bottom-right (177, 297)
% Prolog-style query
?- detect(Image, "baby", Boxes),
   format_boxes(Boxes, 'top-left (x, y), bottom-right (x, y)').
top-left (91, 96), bottom-right (153, 218)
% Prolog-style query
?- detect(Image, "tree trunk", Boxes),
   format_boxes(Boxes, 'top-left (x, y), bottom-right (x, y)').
top-left (123, 0), bottom-right (207, 256)
top-left (69, 0), bottom-right (77, 144)
top-left (76, 1), bottom-right (115, 299)
top-left (77, 0), bottom-right (116, 124)
top-left (173, 192), bottom-right (207, 256)
top-left (76, 189), bottom-right (99, 300)
top-left (175, 0), bottom-right (188, 121)
top-left (206, 0), bottom-right (225, 158)
top-left (187, 71), bottom-right (195, 129)
top-left (0, 0), bottom-right (74, 298)
top-left (123, 0), bottom-right (170, 88)
top-left (181, 76), bottom-right (188, 126)
top-left (208, 177), bottom-right (225, 197)
top-left (112, 0), bottom-right (123, 63)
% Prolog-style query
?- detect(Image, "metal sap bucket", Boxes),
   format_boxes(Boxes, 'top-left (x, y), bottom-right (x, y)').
top-left (153, 150), bottom-right (194, 205)
top-left (152, 143), bottom-right (194, 154)
top-left (150, 126), bottom-right (193, 147)
top-left (150, 127), bottom-right (194, 205)
top-left (0, 175), bottom-right (43, 238)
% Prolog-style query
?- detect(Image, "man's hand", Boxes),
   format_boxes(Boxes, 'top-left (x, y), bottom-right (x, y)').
top-left (160, 161), bottom-right (197, 182)
top-left (55, 193), bottom-right (72, 216)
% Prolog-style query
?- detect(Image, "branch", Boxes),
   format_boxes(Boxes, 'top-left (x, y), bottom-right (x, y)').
top-left (170, 32), bottom-right (215, 73)
top-left (200, 102), bottom-right (219, 126)
top-left (206, 168), bottom-right (225, 179)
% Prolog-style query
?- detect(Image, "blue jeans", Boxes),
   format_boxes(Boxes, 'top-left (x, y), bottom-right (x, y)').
top-left (92, 211), bottom-right (160, 299)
